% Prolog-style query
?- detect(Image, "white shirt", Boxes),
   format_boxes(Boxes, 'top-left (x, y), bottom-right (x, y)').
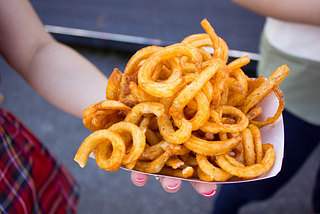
top-left (264, 18), bottom-right (320, 62)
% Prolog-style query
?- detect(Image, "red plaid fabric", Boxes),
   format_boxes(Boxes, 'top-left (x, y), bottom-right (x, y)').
top-left (0, 108), bottom-right (80, 214)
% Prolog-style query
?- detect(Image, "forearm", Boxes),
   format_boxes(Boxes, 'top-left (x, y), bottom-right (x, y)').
top-left (21, 41), bottom-right (108, 118)
top-left (231, 0), bottom-right (320, 26)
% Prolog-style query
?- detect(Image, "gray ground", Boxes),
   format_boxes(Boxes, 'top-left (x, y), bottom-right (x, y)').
top-left (1, 1), bottom-right (319, 214)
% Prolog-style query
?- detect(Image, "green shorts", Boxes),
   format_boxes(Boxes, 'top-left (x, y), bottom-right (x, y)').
top-left (257, 32), bottom-right (320, 125)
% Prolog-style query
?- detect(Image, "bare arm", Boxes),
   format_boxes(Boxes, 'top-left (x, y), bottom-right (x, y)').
top-left (0, 0), bottom-right (108, 118)
top-left (231, 0), bottom-right (320, 26)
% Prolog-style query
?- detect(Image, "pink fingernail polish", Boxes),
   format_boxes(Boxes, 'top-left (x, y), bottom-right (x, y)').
top-left (135, 178), bottom-right (145, 183)
top-left (202, 190), bottom-right (216, 197)
top-left (167, 183), bottom-right (180, 190)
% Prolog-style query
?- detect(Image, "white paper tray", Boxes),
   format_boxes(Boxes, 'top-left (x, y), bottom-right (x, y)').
top-left (90, 90), bottom-right (284, 184)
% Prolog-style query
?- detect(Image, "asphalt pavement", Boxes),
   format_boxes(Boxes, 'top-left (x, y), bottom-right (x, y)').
top-left (1, 1), bottom-right (319, 213)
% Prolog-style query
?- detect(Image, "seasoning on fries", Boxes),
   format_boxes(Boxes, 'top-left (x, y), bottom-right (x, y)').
top-left (74, 18), bottom-right (290, 182)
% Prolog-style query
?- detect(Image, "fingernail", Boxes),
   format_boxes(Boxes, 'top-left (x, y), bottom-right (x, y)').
top-left (166, 183), bottom-right (180, 190)
top-left (202, 190), bottom-right (216, 197)
top-left (135, 178), bottom-right (145, 183)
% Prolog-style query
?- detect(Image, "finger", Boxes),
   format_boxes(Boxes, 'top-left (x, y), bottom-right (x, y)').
top-left (131, 171), bottom-right (148, 187)
top-left (190, 181), bottom-right (217, 197)
top-left (160, 177), bottom-right (182, 193)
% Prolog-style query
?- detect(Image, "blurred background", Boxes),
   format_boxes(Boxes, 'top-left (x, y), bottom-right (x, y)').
top-left (1, 0), bottom-right (319, 213)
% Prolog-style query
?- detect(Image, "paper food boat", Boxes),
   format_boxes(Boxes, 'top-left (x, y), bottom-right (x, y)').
top-left (90, 90), bottom-right (284, 184)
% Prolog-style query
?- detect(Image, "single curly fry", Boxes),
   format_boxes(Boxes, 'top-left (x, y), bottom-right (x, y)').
top-left (181, 33), bottom-right (208, 44)
top-left (242, 128), bottom-right (256, 166)
top-left (196, 154), bottom-right (233, 182)
top-left (169, 60), bottom-right (220, 117)
top-left (95, 136), bottom-right (125, 171)
top-left (216, 143), bottom-right (276, 179)
top-left (83, 100), bottom-right (131, 118)
top-left (183, 134), bottom-right (242, 156)
top-left (200, 105), bottom-right (249, 134)
top-left (227, 55), bottom-right (250, 72)
top-left (248, 124), bottom-right (263, 163)
top-left (223, 153), bottom-right (246, 167)
top-left (201, 18), bottom-right (229, 63)
top-left (74, 129), bottom-right (126, 170)
top-left (124, 102), bottom-right (164, 125)
top-left (82, 100), bottom-right (130, 131)
top-left (183, 73), bottom-right (214, 105)
top-left (106, 68), bottom-right (123, 100)
top-left (173, 91), bottom-right (210, 131)
top-left (138, 43), bottom-right (202, 97)
top-left (124, 45), bottom-right (163, 76)
top-left (139, 140), bottom-right (165, 161)
top-left (249, 86), bottom-right (285, 128)
top-left (155, 57), bottom-right (183, 84)
top-left (108, 122), bottom-right (146, 165)
top-left (159, 166), bottom-right (195, 179)
top-left (246, 106), bottom-right (263, 121)
top-left (241, 65), bottom-right (290, 114)
top-left (157, 114), bottom-right (192, 144)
